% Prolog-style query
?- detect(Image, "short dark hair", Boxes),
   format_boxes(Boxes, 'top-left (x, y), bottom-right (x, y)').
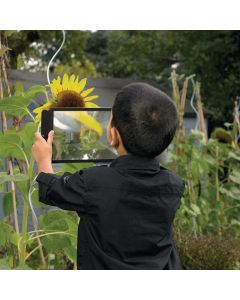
top-left (111, 82), bottom-right (179, 158)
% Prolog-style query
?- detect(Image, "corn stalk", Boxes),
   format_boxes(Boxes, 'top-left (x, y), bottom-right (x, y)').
top-left (170, 70), bottom-right (189, 139)
top-left (195, 81), bottom-right (208, 142)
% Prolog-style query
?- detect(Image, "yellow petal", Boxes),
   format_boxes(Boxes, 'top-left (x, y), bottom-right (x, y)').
top-left (62, 74), bottom-right (69, 90)
top-left (64, 111), bottom-right (103, 136)
top-left (50, 76), bottom-right (62, 97)
top-left (33, 101), bottom-right (53, 114)
top-left (50, 84), bottom-right (58, 98)
top-left (68, 74), bottom-right (76, 91)
top-left (84, 95), bottom-right (99, 102)
top-left (76, 78), bottom-right (87, 93)
top-left (69, 74), bottom-right (75, 83)
top-left (69, 76), bottom-right (79, 93)
top-left (78, 112), bottom-right (103, 136)
top-left (81, 87), bottom-right (95, 98)
top-left (85, 102), bottom-right (100, 108)
top-left (34, 113), bottom-right (41, 123)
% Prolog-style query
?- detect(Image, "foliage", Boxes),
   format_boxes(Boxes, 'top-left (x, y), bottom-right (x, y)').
top-left (175, 233), bottom-right (240, 270)
top-left (87, 30), bottom-right (240, 120)
top-left (166, 132), bottom-right (240, 237)
top-left (1, 30), bottom-right (98, 76)
top-left (0, 82), bottom-right (239, 269)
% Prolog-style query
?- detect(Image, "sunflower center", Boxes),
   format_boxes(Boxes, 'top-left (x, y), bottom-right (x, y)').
top-left (54, 90), bottom-right (85, 107)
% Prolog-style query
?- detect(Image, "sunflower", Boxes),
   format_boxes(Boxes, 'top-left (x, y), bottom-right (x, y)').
top-left (33, 74), bottom-right (102, 135)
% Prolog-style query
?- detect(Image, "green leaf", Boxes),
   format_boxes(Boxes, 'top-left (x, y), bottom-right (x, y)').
top-left (9, 232), bottom-right (20, 246)
top-left (4, 30), bottom-right (16, 37)
top-left (18, 122), bottom-right (37, 155)
top-left (39, 210), bottom-right (69, 231)
top-left (63, 245), bottom-right (77, 263)
top-left (229, 170), bottom-right (240, 185)
top-left (220, 187), bottom-right (240, 200)
top-left (17, 55), bottom-right (24, 69)
top-left (0, 220), bottom-right (18, 247)
top-left (2, 192), bottom-right (18, 217)
top-left (42, 234), bottom-right (71, 252)
top-left (0, 172), bottom-right (29, 184)
top-left (0, 258), bottom-right (11, 270)
top-left (61, 162), bottom-right (94, 173)
top-left (0, 229), bottom-right (7, 247)
top-left (190, 204), bottom-right (201, 216)
top-left (0, 132), bottom-right (25, 159)
top-left (228, 151), bottom-right (240, 161)
top-left (0, 85), bottom-right (46, 118)
top-left (14, 81), bottom-right (25, 93)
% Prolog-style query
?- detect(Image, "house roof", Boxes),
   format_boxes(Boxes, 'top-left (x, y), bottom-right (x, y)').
top-left (9, 69), bottom-right (211, 117)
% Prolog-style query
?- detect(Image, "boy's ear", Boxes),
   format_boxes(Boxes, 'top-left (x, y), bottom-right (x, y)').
top-left (110, 127), bottom-right (120, 147)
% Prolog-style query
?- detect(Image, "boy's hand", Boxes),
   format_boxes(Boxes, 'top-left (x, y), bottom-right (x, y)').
top-left (32, 131), bottom-right (54, 173)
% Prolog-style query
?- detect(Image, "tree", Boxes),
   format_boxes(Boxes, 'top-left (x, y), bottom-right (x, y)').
top-left (1, 30), bottom-right (98, 76)
top-left (87, 30), bottom-right (240, 120)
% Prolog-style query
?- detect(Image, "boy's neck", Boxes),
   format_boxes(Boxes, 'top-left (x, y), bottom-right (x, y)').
top-left (116, 144), bottom-right (128, 156)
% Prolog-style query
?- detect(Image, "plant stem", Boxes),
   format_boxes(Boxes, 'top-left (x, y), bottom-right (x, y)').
top-left (215, 145), bottom-right (221, 234)
top-left (8, 160), bottom-right (19, 234)
top-left (27, 231), bottom-right (75, 242)
top-left (19, 194), bottom-right (29, 265)
top-left (30, 211), bottom-right (46, 268)
top-left (26, 108), bottom-right (36, 122)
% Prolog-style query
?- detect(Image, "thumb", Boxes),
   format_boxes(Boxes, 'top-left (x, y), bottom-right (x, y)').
top-left (47, 130), bottom-right (54, 145)
top-left (35, 132), bottom-right (44, 141)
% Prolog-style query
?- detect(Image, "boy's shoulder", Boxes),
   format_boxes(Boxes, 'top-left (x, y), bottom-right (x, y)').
top-left (159, 166), bottom-right (185, 195)
top-left (79, 164), bottom-right (125, 189)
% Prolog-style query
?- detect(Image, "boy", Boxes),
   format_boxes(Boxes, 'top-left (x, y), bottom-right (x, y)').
top-left (32, 82), bottom-right (185, 270)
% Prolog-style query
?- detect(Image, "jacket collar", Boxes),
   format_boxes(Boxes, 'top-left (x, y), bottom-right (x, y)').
top-left (110, 154), bottom-right (160, 173)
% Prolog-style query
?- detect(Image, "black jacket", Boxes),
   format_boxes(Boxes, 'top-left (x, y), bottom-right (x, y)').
top-left (36, 155), bottom-right (185, 270)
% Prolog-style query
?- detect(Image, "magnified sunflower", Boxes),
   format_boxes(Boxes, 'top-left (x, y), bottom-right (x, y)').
top-left (33, 74), bottom-right (102, 136)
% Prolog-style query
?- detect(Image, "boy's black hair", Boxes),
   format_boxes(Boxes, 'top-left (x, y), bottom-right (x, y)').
top-left (111, 82), bottom-right (179, 158)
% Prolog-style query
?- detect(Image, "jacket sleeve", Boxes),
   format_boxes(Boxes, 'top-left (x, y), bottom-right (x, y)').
top-left (36, 170), bottom-right (87, 214)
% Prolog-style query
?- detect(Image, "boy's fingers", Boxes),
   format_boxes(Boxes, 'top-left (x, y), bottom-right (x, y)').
top-left (47, 130), bottom-right (54, 145)
top-left (35, 132), bottom-right (44, 140)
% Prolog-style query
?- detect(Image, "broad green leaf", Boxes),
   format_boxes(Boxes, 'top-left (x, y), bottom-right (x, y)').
top-left (0, 85), bottom-right (46, 118)
top-left (0, 220), bottom-right (18, 247)
top-left (39, 210), bottom-right (69, 231)
top-left (15, 178), bottom-right (29, 196)
top-left (0, 132), bottom-right (25, 159)
top-left (18, 122), bottom-right (37, 155)
top-left (42, 234), bottom-right (71, 252)
top-left (9, 232), bottom-right (20, 246)
top-left (63, 245), bottom-right (77, 264)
